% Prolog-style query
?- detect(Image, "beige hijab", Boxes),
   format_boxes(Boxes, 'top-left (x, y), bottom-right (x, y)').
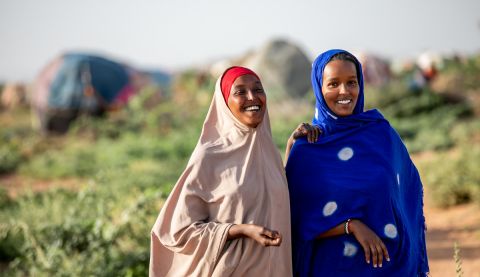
top-left (149, 74), bottom-right (292, 276)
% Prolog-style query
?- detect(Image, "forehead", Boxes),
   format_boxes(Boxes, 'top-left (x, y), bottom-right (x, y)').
top-left (323, 60), bottom-right (357, 78)
top-left (232, 74), bottom-right (261, 87)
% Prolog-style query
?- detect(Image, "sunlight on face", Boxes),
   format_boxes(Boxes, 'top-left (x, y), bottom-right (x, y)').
top-left (321, 60), bottom-right (359, 117)
top-left (227, 74), bottom-right (267, 128)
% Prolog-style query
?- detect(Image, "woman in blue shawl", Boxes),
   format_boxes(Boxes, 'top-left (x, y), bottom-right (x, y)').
top-left (285, 49), bottom-right (429, 276)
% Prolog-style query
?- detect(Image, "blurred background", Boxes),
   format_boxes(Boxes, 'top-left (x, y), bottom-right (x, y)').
top-left (0, 0), bottom-right (479, 276)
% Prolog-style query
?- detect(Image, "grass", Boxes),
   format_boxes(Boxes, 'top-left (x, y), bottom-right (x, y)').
top-left (0, 56), bottom-right (479, 275)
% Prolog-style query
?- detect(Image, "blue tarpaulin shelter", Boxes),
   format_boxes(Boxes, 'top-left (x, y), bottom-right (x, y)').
top-left (32, 52), bottom-right (171, 133)
top-left (48, 53), bottom-right (130, 110)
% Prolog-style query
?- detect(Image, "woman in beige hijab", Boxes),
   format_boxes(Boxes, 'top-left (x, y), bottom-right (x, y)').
top-left (149, 66), bottom-right (293, 276)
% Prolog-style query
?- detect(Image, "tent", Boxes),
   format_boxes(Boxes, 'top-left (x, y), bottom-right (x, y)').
top-left (32, 53), bottom-right (170, 133)
top-left (210, 39), bottom-right (312, 100)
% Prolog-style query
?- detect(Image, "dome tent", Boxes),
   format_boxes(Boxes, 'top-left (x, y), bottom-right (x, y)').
top-left (32, 52), bottom-right (170, 133)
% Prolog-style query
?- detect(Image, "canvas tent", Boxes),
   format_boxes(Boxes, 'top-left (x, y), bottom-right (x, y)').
top-left (210, 39), bottom-right (312, 100)
top-left (32, 53), bottom-right (170, 133)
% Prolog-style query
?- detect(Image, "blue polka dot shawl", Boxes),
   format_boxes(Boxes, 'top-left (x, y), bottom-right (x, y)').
top-left (285, 49), bottom-right (429, 276)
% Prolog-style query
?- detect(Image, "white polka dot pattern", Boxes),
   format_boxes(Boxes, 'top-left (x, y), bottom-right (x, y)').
top-left (322, 201), bottom-right (337, 216)
top-left (384, 224), bottom-right (398, 238)
top-left (338, 147), bottom-right (354, 161)
top-left (343, 242), bottom-right (358, 257)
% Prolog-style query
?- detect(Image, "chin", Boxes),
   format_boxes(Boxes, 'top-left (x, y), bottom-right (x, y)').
top-left (246, 120), bottom-right (261, 128)
top-left (335, 111), bottom-right (354, 117)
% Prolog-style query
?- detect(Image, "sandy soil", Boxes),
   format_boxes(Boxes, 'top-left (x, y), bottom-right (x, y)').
top-left (424, 195), bottom-right (480, 276)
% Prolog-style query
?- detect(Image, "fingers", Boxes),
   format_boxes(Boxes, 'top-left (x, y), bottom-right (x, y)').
top-left (363, 241), bottom-right (390, 268)
top-left (266, 233), bottom-right (282, 246)
top-left (309, 124), bottom-right (322, 143)
top-left (261, 228), bottom-right (275, 238)
top-left (381, 241), bottom-right (390, 263)
top-left (363, 244), bottom-right (371, 265)
top-left (374, 241), bottom-right (389, 268)
top-left (293, 123), bottom-right (320, 143)
top-left (370, 244), bottom-right (379, 268)
top-left (307, 125), bottom-right (314, 143)
top-left (259, 228), bottom-right (282, 247)
top-left (314, 126), bottom-right (320, 142)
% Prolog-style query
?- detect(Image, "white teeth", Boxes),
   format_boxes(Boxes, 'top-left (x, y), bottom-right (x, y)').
top-left (245, 105), bottom-right (260, 111)
top-left (337, 100), bottom-right (351, 104)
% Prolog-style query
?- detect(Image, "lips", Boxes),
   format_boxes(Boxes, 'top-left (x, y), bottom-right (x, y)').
top-left (244, 105), bottom-right (261, 112)
top-left (336, 99), bottom-right (352, 105)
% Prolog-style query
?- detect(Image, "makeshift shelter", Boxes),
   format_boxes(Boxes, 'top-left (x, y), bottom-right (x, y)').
top-left (32, 53), bottom-right (170, 133)
top-left (210, 39), bottom-right (312, 100)
top-left (354, 52), bottom-right (392, 87)
top-left (243, 39), bottom-right (312, 99)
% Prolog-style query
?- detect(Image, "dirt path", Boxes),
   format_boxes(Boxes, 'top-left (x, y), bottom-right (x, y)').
top-left (412, 151), bottom-right (480, 276)
top-left (424, 199), bottom-right (480, 276)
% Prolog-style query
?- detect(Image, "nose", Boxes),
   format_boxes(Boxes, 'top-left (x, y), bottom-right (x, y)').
top-left (339, 83), bottom-right (349, 95)
top-left (246, 90), bottom-right (255, 100)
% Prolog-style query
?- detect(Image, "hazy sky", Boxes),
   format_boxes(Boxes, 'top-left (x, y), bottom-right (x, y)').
top-left (1, 0), bottom-right (479, 82)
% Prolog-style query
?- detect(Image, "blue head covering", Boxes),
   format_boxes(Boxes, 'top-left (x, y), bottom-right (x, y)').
top-left (310, 49), bottom-right (385, 138)
top-left (286, 49), bottom-right (429, 276)
top-left (312, 49), bottom-right (364, 122)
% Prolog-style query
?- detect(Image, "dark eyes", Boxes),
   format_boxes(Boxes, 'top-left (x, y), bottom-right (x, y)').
top-left (326, 80), bottom-right (357, 88)
top-left (233, 87), bottom-right (264, 95)
top-left (327, 82), bottom-right (338, 88)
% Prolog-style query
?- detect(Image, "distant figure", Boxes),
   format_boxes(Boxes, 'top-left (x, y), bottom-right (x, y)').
top-left (407, 64), bottom-right (428, 93)
top-left (408, 51), bottom-right (439, 92)
top-left (285, 49), bottom-right (429, 276)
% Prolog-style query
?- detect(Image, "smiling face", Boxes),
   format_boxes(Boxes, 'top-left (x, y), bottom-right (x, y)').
top-left (227, 74), bottom-right (266, 128)
top-left (321, 60), bottom-right (360, 117)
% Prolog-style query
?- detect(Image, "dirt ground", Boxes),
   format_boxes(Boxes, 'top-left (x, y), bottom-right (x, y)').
top-left (1, 174), bottom-right (479, 276)
top-left (424, 192), bottom-right (480, 276)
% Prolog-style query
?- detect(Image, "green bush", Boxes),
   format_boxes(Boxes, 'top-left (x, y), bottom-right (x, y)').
top-left (367, 84), bottom-right (472, 153)
top-left (0, 143), bottom-right (21, 174)
top-left (418, 146), bottom-right (480, 207)
top-left (1, 57), bottom-right (479, 275)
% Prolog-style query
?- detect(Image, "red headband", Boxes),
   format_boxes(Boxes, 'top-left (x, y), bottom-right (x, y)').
top-left (220, 66), bottom-right (260, 103)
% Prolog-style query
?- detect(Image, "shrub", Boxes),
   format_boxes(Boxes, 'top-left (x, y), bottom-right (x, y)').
top-left (418, 146), bottom-right (480, 207)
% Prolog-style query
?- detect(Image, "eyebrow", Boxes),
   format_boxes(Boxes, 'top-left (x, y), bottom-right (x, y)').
top-left (325, 76), bottom-right (357, 81)
top-left (233, 81), bottom-right (262, 88)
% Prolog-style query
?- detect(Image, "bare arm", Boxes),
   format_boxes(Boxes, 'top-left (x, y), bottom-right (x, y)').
top-left (316, 219), bottom-right (390, 268)
top-left (316, 222), bottom-right (347, 239)
top-left (227, 224), bottom-right (282, 247)
top-left (284, 136), bottom-right (296, 163)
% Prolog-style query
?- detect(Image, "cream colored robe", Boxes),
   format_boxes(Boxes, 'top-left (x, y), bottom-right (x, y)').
top-left (149, 76), bottom-right (292, 276)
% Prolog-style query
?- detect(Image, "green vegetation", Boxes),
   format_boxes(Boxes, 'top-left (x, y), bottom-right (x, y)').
top-left (0, 56), bottom-right (479, 275)
top-left (417, 145), bottom-right (480, 207)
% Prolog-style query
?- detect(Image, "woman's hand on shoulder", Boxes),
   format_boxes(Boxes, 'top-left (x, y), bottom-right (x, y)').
top-left (228, 224), bottom-right (282, 247)
top-left (284, 123), bottom-right (321, 163)
top-left (349, 219), bottom-right (390, 268)
top-left (290, 122), bottom-right (321, 144)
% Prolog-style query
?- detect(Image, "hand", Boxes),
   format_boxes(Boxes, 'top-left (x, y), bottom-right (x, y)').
top-left (349, 219), bottom-right (390, 268)
top-left (285, 123), bottom-right (322, 163)
top-left (291, 122), bottom-right (321, 143)
top-left (229, 224), bottom-right (282, 247)
top-left (244, 224), bottom-right (282, 247)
